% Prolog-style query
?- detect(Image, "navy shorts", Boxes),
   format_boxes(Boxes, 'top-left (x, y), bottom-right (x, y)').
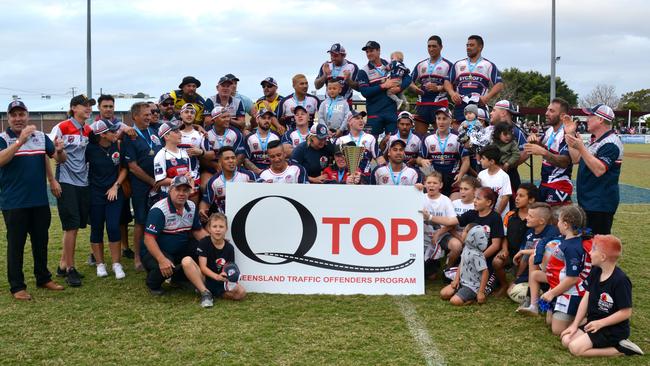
top-left (205, 278), bottom-right (226, 298)
top-left (539, 185), bottom-right (572, 206)
top-left (89, 196), bottom-right (123, 243)
top-left (415, 104), bottom-right (446, 125)
top-left (131, 193), bottom-right (149, 225)
top-left (367, 113), bottom-right (397, 136)
top-left (580, 324), bottom-right (628, 350)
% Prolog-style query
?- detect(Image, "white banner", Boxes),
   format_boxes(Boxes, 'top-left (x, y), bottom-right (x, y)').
top-left (226, 183), bottom-right (424, 295)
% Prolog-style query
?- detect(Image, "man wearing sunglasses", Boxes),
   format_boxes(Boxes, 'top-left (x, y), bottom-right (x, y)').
top-left (158, 93), bottom-right (176, 123)
top-left (252, 77), bottom-right (284, 133)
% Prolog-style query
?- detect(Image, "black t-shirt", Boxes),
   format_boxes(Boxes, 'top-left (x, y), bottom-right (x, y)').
top-left (457, 210), bottom-right (504, 241)
top-left (585, 266), bottom-right (632, 339)
top-left (85, 141), bottom-right (122, 205)
top-left (290, 141), bottom-right (335, 177)
top-left (197, 237), bottom-right (235, 276)
top-left (505, 209), bottom-right (528, 253)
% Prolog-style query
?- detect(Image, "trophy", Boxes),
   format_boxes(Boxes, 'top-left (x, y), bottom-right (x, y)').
top-left (342, 145), bottom-right (365, 175)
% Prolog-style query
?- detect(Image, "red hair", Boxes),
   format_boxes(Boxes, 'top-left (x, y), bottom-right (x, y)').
top-left (593, 234), bottom-right (622, 259)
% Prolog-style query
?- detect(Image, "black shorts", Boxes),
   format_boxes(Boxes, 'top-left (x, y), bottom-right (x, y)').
top-left (585, 211), bottom-right (614, 235)
top-left (57, 183), bottom-right (90, 230)
top-left (415, 104), bottom-right (446, 125)
top-left (119, 196), bottom-right (133, 225)
top-left (440, 172), bottom-right (459, 197)
top-left (580, 325), bottom-right (627, 351)
top-left (205, 278), bottom-right (227, 297)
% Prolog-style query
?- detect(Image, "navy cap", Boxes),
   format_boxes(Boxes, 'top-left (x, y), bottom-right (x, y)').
top-left (170, 175), bottom-right (192, 189)
top-left (435, 107), bottom-right (453, 119)
top-left (218, 76), bottom-right (233, 86)
top-left (311, 123), bottom-right (329, 139)
top-left (260, 77), bottom-right (278, 87)
top-left (159, 92), bottom-right (173, 103)
top-left (293, 105), bottom-right (308, 114)
top-left (328, 43), bottom-right (346, 54)
top-left (70, 94), bottom-right (96, 107)
top-left (256, 108), bottom-right (276, 118)
top-left (179, 76), bottom-right (201, 88)
top-left (7, 100), bottom-right (27, 113)
top-left (223, 262), bottom-right (240, 283)
top-left (91, 119), bottom-right (120, 135)
top-left (225, 73), bottom-right (240, 82)
top-left (362, 41), bottom-right (380, 51)
top-left (389, 139), bottom-right (407, 149)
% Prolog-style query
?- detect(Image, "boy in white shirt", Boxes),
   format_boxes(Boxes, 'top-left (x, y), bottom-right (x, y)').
top-left (420, 172), bottom-right (455, 279)
top-left (477, 145), bottom-right (512, 218)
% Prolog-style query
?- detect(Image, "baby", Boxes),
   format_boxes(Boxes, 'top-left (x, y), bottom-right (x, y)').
top-left (387, 51), bottom-right (410, 111)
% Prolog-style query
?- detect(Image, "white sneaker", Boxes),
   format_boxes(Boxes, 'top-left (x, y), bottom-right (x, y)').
top-left (113, 263), bottom-right (126, 280)
top-left (96, 263), bottom-right (108, 278)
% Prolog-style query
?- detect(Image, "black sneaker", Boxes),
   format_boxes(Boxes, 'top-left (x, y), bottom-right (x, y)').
top-left (200, 290), bottom-right (214, 308)
top-left (149, 288), bottom-right (165, 296)
top-left (56, 266), bottom-right (67, 277)
top-left (66, 267), bottom-right (82, 287)
top-left (618, 339), bottom-right (644, 355)
top-left (122, 248), bottom-right (135, 259)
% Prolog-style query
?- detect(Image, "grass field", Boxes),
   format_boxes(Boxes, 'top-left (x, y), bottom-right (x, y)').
top-left (1, 145), bottom-right (649, 365)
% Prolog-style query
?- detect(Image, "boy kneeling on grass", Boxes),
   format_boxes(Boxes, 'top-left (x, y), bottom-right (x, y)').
top-left (560, 235), bottom-right (644, 356)
top-left (196, 213), bottom-right (246, 308)
top-left (440, 224), bottom-right (489, 305)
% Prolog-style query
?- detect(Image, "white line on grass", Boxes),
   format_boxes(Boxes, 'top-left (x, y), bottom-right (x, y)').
top-left (393, 296), bottom-right (446, 366)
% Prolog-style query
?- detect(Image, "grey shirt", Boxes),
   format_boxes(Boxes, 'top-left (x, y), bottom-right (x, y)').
top-left (318, 96), bottom-right (350, 131)
top-left (49, 117), bottom-right (90, 186)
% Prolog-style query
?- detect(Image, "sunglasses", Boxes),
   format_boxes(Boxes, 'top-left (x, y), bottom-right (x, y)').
top-left (262, 84), bottom-right (276, 89)
top-left (151, 109), bottom-right (160, 114)
top-left (161, 102), bottom-right (174, 107)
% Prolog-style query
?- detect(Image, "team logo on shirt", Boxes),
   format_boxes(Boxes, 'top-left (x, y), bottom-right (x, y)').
top-left (460, 66), bottom-right (466, 72)
top-left (111, 152), bottom-right (120, 165)
top-left (319, 156), bottom-right (328, 168)
top-left (67, 136), bottom-right (75, 143)
top-left (170, 158), bottom-right (177, 166)
top-left (253, 143), bottom-right (259, 150)
top-left (151, 135), bottom-right (161, 145)
top-left (217, 187), bottom-right (224, 196)
top-left (382, 176), bottom-right (389, 184)
top-left (285, 175), bottom-right (293, 181)
top-left (597, 292), bottom-right (614, 313)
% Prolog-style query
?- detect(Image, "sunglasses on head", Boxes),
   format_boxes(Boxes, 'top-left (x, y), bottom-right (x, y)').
top-left (183, 109), bottom-right (196, 114)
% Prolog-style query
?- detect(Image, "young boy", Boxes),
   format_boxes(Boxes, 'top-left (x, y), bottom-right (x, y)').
top-left (421, 172), bottom-right (455, 278)
top-left (561, 235), bottom-right (643, 356)
top-left (197, 213), bottom-right (246, 308)
top-left (508, 202), bottom-right (560, 303)
top-left (387, 51), bottom-right (410, 110)
top-left (317, 80), bottom-right (350, 137)
top-left (504, 183), bottom-right (539, 262)
top-left (448, 175), bottom-right (481, 265)
top-left (440, 224), bottom-right (489, 305)
top-left (477, 145), bottom-right (512, 218)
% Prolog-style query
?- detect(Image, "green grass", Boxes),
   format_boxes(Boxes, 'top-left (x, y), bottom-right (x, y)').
top-left (1, 143), bottom-right (649, 365)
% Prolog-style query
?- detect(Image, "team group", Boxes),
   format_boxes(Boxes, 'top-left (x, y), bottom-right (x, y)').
top-left (0, 34), bottom-right (641, 356)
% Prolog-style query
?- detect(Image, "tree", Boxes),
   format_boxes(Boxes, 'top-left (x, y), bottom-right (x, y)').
top-left (579, 84), bottom-right (620, 109)
top-left (619, 89), bottom-right (650, 111)
top-left (500, 68), bottom-right (578, 108)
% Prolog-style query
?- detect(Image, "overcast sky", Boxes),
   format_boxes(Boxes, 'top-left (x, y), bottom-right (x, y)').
top-left (1, 0), bottom-right (648, 103)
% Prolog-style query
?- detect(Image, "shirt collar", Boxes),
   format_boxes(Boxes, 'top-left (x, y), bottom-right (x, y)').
top-left (166, 196), bottom-right (190, 214)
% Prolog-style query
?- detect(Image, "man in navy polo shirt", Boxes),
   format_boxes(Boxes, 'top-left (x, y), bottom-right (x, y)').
top-left (143, 176), bottom-right (210, 300)
top-left (122, 102), bottom-right (163, 271)
top-left (1, 101), bottom-right (66, 300)
top-left (565, 104), bottom-right (622, 234)
top-left (290, 123), bottom-right (335, 183)
top-left (357, 41), bottom-right (412, 137)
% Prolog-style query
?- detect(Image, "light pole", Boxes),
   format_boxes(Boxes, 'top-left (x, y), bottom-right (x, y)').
top-left (86, 0), bottom-right (92, 98)
top-left (550, 0), bottom-right (556, 100)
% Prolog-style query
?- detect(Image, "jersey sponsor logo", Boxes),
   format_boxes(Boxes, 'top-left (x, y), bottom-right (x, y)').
top-left (285, 175), bottom-right (293, 181)
top-left (170, 157), bottom-right (177, 166)
top-left (253, 143), bottom-right (259, 150)
top-left (111, 152), bottom-right (120, 165)
top-left (598, 292), bottom-right (614, 313)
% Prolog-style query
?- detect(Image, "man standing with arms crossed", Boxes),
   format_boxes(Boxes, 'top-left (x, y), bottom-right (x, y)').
top-left (1, 101), bottom-right (66, 299)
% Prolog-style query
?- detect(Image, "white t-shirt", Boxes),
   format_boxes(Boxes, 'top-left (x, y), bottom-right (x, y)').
top-left (422, 193), bottom-right (455, 247)
top-left (452, 199), bottom-right (475, 232)
top-left (477, 168), bottom-right (512, 218)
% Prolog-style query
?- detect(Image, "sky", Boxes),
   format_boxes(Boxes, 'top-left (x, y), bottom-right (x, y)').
top-left (1, 0), bottom-right (649, 104)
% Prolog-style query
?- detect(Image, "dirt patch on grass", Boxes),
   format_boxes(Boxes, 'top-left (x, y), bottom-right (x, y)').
top-left (625, 152), bottom-right (650, 159)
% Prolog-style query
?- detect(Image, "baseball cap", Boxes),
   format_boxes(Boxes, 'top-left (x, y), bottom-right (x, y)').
top-left (464, 104), bottom-right (479, 115)
top-left (91, 119), bottom-right (120, 135)
top-left (362, 41), bottom-right (380, 51)
top-left (223, 262), bottom-right (240, 283)
top-left (178, 76), bottom-right (201, 89)
top-left (493, 100), bottom-right (521, 116)
top-left (293, 105), bottom-right (308, 114)
top-left (328, 43), bottom-right (346, 54)
top-left (7, 100), bottom-right (27, 113)
top-left (218, 76), bottom-right (233, 86)
top-left (477, 108), bottom-right (490, 121)
top-left (180, 103), bottom-right (196, 113)
top-left (260, 77), bottom-right (278, 87)
top-left (158, 121), bottom-right (180, 138)
top-left (70, 94), bottom-right (96, 107)
top-left (346, 109), bottom-right (367, 121)
top-left (435, 107), bottom-right (453, 119)
top-left (389, 139), bottom-right (407, 149)
top-left (397, 111), bottom-right (415, 122)
top-left (256, 108), bottom-right (276, 118)
top-left (225, 73), bottom-right (240, 82)
top-left (334, 144), bottom-right (345, 155)
top-left (211, 106), bottom-right (228, 119)
top-left (159, 92), bottom-right (173, 104)
top-left (310, 123), bottom-right (329, 139)
top-left (582, 103), bottom-right (614, 122)
top-left (170, 175), bottom-right (192, 189)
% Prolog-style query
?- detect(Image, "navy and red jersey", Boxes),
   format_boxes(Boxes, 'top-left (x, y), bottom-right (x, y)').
top-left (370, 164), bottom-right (421, 186)
top-left (244, 130), bottom-right (281, 170)
top-left (258, 164), bottom-right (308, 184)
top-left (545, 236), bottom-right (587, 296)
top-left (577, 130), bottom-right (623, 213)
top-left (421, 131), bottom-right (461, 175)
top-left (276, 93), bottom-right (320, 129)
top-left (382, 131), bottom-right (422, 165)
top-left (410, 56), bottom-right (453, 106)
top-left (539, 125), bottom-right (573, 195)
top-left (203, 168), bottom-right (257, 214)
top-left (357, 59), bottom-right (412, 115)
top-left (316, 59), bottom-right (359, 100)
top-left (49, 118), bottom-right (93, 186)
top-left (153, 148), bottom-right (191, 195)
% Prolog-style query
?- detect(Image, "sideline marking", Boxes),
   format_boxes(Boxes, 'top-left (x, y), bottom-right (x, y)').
top-left (394, 296), bottom-right (445, 366)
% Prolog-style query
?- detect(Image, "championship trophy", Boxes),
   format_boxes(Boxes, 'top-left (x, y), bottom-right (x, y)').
top-left (342, 145), bottom-right (365, 175)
